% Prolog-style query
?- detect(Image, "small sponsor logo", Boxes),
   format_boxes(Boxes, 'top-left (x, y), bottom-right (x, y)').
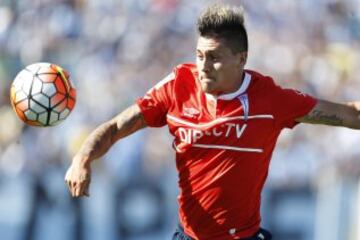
top-left (182, 107), bottom-right (200, 118)
top-left (229, 228), bottom-right (236, 235)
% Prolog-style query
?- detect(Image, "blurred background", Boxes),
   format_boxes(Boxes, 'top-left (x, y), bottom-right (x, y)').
top-left (1, 0), bottom-right (360, 239)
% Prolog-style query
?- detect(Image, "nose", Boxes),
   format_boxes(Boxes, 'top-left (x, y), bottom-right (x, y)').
top-left (197, 57), bottom-right (211, 74)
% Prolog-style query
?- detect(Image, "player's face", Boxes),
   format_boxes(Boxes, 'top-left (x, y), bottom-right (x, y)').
top-left (196, 36), bottom-right (247, 95)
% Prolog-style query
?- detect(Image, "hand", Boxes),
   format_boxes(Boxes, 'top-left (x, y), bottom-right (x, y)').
top-left (65, 157), bottom-right (91, 197)
top-left (347, 101), bottom-right (360, 111)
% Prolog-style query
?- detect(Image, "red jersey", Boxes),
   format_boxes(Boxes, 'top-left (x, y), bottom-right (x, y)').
top-left (136, 63), bottom-right (317, 239)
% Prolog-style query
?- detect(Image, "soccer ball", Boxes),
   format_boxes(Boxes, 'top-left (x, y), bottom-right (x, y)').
top-left (10, 62), bottom-right (76, 127)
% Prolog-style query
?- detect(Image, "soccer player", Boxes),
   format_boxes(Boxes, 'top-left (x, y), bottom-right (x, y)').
top-left (65, 4), bottom-right (360, 240)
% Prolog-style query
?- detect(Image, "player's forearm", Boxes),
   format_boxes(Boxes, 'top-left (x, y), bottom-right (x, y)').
top-left (74, 104), bottom-right (147, 165)
top-left (74, 121), bottom-right (117, 165)
top-left (297, 100), bottom-right (360, 129)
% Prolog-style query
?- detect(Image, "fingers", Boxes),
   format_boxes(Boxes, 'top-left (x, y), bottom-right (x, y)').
top-left (64, 166), bottom-right (91, 198)
top-left (75, 178), bottom-right (91, 197)
top-left (348, 101), bottom-right (360, 111)
top-left (66, 179), bottom-right (90, 198)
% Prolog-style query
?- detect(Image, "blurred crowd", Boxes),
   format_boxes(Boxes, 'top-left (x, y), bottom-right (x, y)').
top-left (1, 0), bottom-right (360, 239)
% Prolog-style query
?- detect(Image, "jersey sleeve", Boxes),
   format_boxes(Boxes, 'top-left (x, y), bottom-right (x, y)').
top-left (136, 72), bottom-right (175, 127)
top-left (270, 81), bottom-right (317, 129)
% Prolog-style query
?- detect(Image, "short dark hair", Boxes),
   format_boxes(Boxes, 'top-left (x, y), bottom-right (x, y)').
top-left (197, 4), bottom-right (248, 53)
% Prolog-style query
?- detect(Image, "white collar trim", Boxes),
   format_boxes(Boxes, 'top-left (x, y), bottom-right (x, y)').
top-left (216, 72), bottom-right (251, 100)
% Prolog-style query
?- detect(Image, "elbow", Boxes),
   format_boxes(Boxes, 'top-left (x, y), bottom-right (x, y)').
top-left (348, 105), bottom-right (360, 130)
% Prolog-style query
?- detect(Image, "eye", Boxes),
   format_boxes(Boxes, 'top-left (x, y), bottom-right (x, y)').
top-left (196, 54), bottom-right (204, 61)
top-left (210, 54), bottom-right (220, 61)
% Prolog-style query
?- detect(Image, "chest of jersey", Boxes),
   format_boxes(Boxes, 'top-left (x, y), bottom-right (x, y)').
top-left (167, 90), bottom-right (276, 154)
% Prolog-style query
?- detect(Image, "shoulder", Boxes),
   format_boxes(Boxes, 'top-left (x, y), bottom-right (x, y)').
top-left (175, 63), bottom-right (198, 78)
top-left (171, 63), bottom-right (198, 89)
top-left (245, 69), bottom-right (277, 91)
top-left (153, 63), bottom-right (197, 92)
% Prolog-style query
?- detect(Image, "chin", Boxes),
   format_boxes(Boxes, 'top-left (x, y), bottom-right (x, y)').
top-left (200, 83), bottom-right (218, 95)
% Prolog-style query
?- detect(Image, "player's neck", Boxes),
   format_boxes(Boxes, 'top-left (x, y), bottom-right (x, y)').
top-left (212, 72), bottom-right (245, 97)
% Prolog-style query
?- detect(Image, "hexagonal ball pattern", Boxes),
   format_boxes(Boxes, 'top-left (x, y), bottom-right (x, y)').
top-left (11, 62), bottom-right (76, 127)
top-left (24, 109), bottom-right (38, 121)
top-left (31, 77), bottom-right (43, 95)
top-left (13, 70), bottom-right (32, 91)
top-left (37, 73), bottom-right (58, 83)
top-left (29, 99), bottom-right (46, 114)
top-left (49, 111), bottom-right (60, 125)
top-left (54, 76), bottom-right (66, 95)
top-left (26, 62), bottom-right (50, 73)
top-left (38, 64), bottom-right (58, 75)
top-left (38, 112), bottom-right (49, 126)
top-left (50, 93), bottom-right (66, 108)
top-left (53, 99), bottom-right (67, 113)
top-left (16, 99), bottom-right (29, 111)
top-left (42, 82), bottom-right (57, 97)
top-left (15, 91), bottom-right (28, 103)
top-left (32, 93), bottom-right (50, 109)
top-left (59, 108), bottom-right (70, 120)
top-left (22, 76), bottom-right (33, 95)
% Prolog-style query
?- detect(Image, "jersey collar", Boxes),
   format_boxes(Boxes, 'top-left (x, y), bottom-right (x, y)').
top-left (216, 72), bottom-right (251, 100)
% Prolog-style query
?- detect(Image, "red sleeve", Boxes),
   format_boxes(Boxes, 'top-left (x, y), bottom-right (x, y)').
top-left (270, 81), bottom-right (317, 129)
top-left (136, 72), bottom-right (175, 127)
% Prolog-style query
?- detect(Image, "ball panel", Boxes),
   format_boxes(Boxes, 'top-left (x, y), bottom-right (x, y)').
top-left (59, 108), bottom-right (70, 120)
top-left (69, 88), bottom-right (76, 99)
top-left (42, 82), bottom-right (57, 97)
top-left (54, 76), bottom-right (66, 94)
top-left (13, 70), bottom-right (32, 90)
top-left (38, 112), bottom-right (49, 125)
top-left (15, 99), bottom-right (29, 111)
top-left (15, 91), bottom-right (28, 103)
top-left (12, 77), bottom-right (23, 91)
top-left (38, 65), bottom-right (58, 75)
top-left (24, 109), bottom-right (38, 121)
top-left (26, 119), bottom-right (43, 127)
top-left (37, 73), bottom-right (58, 83)
top-left (67, 98), bottom-right (76, 110)
top-left (54, 65), bottom-right (71, 91)
top-left (10, 85), bottom-right (17, 104)
top-left (21, 77), bottom-right (33, 95)
top-left (14, 105), bottom-right (26, 122)
top-left (32, 93), bottom-right (50, 108)
top-left (50, 93), bottom-right (66, 107)
top-left (29, 99), bottom-right (47, 114)
top-left (49, 111), bottom-right (60, 125)
top-left (31, 77), bottom-right (43, 95)
top-left (53, 98), bottom-right (67, 112)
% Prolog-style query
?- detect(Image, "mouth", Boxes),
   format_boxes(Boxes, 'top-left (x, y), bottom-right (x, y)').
top-left (200, 75), bottom-right (215, 82)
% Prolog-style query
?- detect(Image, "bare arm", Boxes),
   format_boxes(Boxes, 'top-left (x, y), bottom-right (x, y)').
top-left (76, 104), bottom-right (147, 163)
top-left (296, 99), bottom-right (360, 129)
top-left (65, 104), bottom-right (147, 197)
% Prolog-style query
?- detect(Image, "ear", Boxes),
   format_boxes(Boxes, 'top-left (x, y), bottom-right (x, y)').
top-left (237, 52), bottom-right (247, 66)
